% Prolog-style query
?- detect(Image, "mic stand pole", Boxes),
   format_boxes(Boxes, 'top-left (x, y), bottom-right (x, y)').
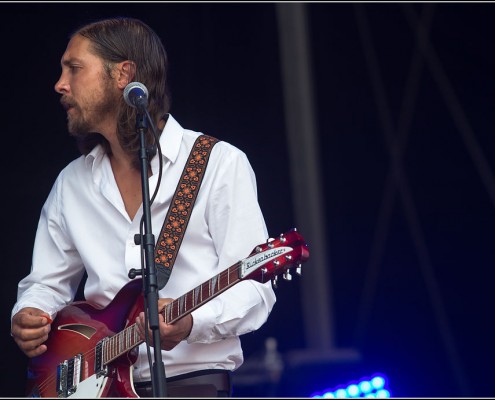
top-left (130, 110), bottom-right (167, 397)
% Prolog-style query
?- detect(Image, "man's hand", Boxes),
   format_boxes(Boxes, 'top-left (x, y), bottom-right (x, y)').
top-left (136, 298), bottom-right (193, 351)
top-left (11, 307), bottom-right (52, 358)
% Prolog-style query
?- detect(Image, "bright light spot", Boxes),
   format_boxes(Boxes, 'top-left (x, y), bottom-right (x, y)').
top-left (346, 384), bottom-right (360, 397)
top-left (371, 376), bottom-right (385, 390)
top-left (359, 381), bottom-right (372, 393)
top-left (309, 373), bottom-right (391, 398)
top-left (376, 389), bottom-right (390, 398)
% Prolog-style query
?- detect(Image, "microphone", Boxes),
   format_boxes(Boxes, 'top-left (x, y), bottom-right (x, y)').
top-left (124, 82), bottom-right (149, 110)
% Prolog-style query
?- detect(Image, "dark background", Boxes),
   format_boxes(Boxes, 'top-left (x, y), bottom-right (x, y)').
top-left (1, 2), bottom-right (494, 398)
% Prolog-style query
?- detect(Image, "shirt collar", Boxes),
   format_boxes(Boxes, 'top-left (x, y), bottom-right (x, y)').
top-left (83, 113), bottom-right (184, 170)
top-left (158, 113), bottom-right (183, 164)
top-left (84, 143), bottom-right (104, 169)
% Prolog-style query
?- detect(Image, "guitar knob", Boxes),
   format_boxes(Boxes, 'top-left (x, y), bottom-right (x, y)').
top-left (283, 270), bottom-right (292, 281)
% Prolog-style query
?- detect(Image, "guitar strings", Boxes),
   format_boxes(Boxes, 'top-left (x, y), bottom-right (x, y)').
top-left (33, 244), bottom-right (284, 396)
top-left (165, 261), bottom-right (243, 324)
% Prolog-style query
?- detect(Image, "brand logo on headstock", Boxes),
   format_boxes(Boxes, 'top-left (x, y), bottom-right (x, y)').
top-left (241, 247), bottom-right (291, 277)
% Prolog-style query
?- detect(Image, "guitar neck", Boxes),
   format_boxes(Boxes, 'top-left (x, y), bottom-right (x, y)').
top-left (102, 262), bottom-right (243, 365)
top-left (100, 322), bottom-right (141, 365)
top-left (163, 261), bottom-right (243, 324)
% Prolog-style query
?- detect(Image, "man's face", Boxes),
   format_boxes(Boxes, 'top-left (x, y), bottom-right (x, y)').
top-left (54, 35), bottom-right (120, 138)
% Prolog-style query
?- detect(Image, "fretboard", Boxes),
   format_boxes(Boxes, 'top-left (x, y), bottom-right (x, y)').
top-left (163, 261), bottom-right (242, 324)
top-left (102, 323), bottom-right (142, 365)
top-left (100, 261), bottom-right (243, 365)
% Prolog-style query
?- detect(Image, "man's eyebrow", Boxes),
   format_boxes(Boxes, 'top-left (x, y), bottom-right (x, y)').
top-left (61, 57), bottom-right (83, 66)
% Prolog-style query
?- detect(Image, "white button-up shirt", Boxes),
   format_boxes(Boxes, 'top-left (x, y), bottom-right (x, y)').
top-left (12, 114), bottom-right (276, 380)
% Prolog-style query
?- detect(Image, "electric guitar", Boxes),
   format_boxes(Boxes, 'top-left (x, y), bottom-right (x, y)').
top-left (26, 228), bottom-right (309, 398)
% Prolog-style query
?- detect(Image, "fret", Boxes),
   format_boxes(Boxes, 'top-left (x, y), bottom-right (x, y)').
top-left (166, 303), bottom-right (171, 322)
top-left (128, 326), bottom-right (135, 350)
top-left (134, 325), bottom-right (138, 346)
top-left (114, 334), bottom-right (118, 358)
top-left (104, 340), bottom-right (109, 364)
top-left (118, 331), bottom-right (123, 355)
top-left (193, 286), bottom-right (200, 306)
top-left (132, 326), bottom-right (137, 348)
top-left (122, 330), bottom-right (127, 353)
top-left (175, 299), bottom-right (180, 319)
top-left (170, 302), bottom-right (176, 321)
top-left (210, 275), bottom-right (217, 295)
top-left (179, 295), bottom-right (185, 316)
top-left (111, 334), bottom-right (116, 359)
top-left (110, 335), bottom-right (115, 360)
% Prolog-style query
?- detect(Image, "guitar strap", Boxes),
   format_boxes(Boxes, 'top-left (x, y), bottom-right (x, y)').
top-left (154, 134), bottom-right (219, 289)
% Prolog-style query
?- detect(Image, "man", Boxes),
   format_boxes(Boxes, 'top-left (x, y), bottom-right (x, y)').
top-left (10, 17), bottom-right (276, 397)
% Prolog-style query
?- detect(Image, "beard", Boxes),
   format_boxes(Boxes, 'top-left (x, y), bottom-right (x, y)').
top-left (62, 79), bottom-right (120, 139)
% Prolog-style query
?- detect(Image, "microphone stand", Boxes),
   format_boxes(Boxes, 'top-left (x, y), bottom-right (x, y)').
top-left (129, 109), bottom-right (167, 397)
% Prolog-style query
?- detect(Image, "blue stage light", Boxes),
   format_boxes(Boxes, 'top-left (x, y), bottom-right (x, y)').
top-left (359, 380), bottom-right (372, 394)
top-left (346, 384), bottom-right (360, 397)
top-left (371, 376), bottom-right (385, 390)
top-left (310, 373), bottom-right (391, 398)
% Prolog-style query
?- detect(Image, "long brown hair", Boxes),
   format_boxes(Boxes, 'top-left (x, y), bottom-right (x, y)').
top-left (72, 17), bottom-right (170, 164)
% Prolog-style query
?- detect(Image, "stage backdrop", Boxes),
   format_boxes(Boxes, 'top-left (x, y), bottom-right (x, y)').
top-left (1, 3), bottom-right (494, 398)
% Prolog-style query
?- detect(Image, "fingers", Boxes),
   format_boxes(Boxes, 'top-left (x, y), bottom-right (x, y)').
top-left (14, 337), bottom-right (49, 358)
top-left (135, 298), bottom-right (186, 350)
top-left (11, 308), bottom-right (52, 358)
top-left (135, 312), bottom-right (146, 339)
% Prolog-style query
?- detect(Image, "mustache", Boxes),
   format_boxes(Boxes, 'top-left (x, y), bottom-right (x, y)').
top-left (60, 96), bottom-right (77, 111)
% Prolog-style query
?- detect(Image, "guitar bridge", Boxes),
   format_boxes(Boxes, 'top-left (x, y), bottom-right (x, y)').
top-left (56, 354), bottom-right (83, 397)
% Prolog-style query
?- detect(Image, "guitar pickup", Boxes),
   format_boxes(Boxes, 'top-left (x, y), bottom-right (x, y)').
top-left (95, 338), bottom-right (109, 377)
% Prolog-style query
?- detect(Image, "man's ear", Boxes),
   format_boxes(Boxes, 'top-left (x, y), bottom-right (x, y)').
top-left (115, 60), bottom-right (136, 89)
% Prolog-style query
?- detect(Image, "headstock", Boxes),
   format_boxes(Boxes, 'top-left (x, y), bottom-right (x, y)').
top-left (240, 228), bottom-right (310, 287)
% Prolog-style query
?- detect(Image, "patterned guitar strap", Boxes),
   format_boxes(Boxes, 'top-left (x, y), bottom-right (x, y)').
top-left (154, 134), bottom-right (219, 289)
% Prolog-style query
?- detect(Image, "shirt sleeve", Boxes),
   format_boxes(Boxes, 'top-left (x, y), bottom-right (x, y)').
top-left (186, 144), bottom-right (277, 343)
top-left (11, 171), bottom-right (86, 320)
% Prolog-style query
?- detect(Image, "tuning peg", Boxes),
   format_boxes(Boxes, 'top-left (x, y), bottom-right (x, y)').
top-left (272, 275), bottom-right (278, 289)
top-left (255, 246), bottom-right (263, 253)
top-left (296, 263), bottom-right (302, 276)
top-left (267, 238), bottom-right (275, 248)
top-left (279, 234), bottom-right (286, 243)
top-left (283, 270), bottom-right (292, 281)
